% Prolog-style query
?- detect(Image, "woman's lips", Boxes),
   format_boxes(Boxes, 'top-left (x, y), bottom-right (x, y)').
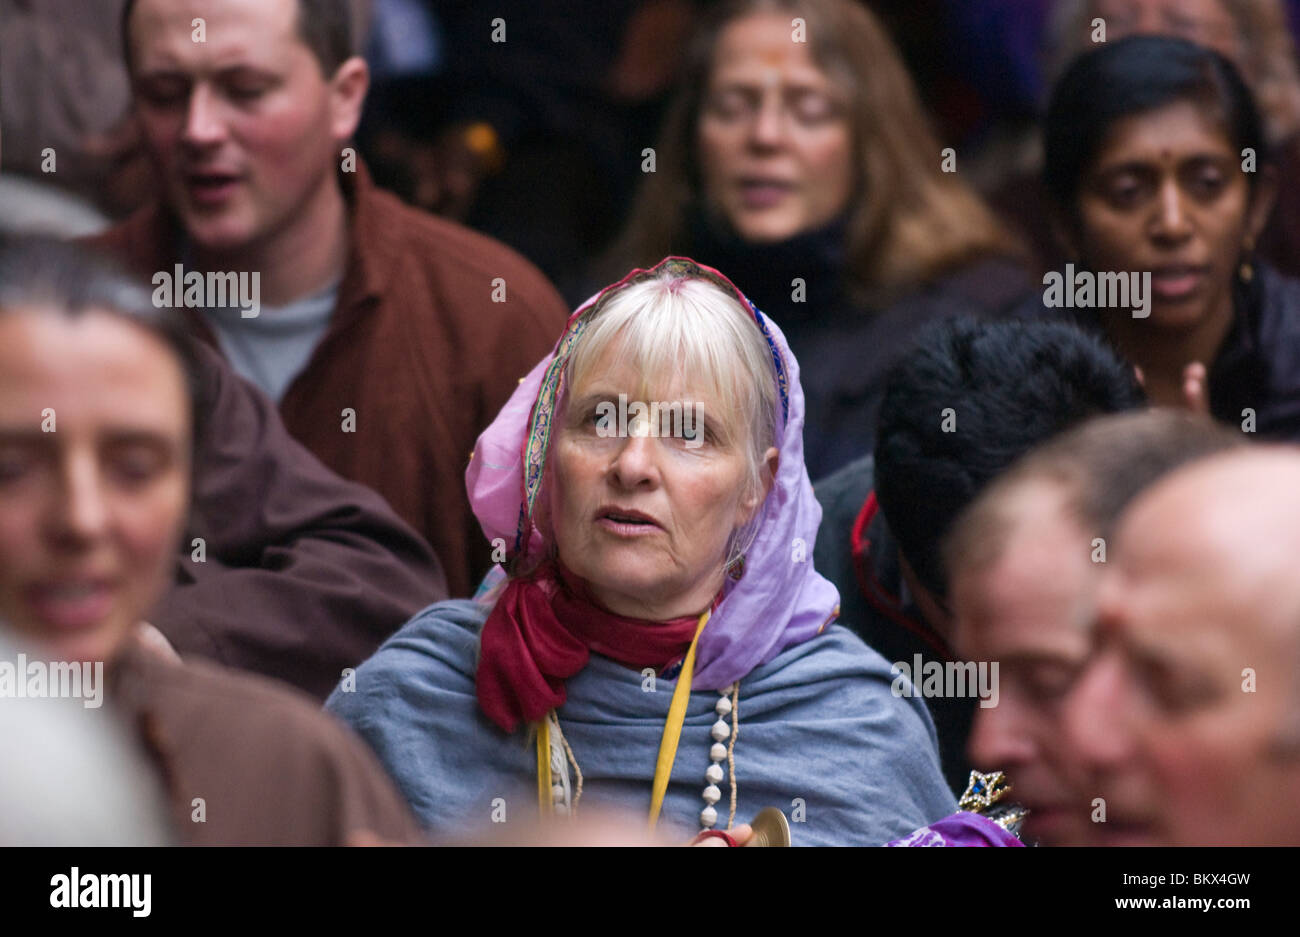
top-left (1150, 265), bottom-right (1208, 302)
top-left (23, 582), bottom-right (115, 632)
top-left (595, 509), bottom-right (663, 538)
top-left (736, 179), bottom-right (794, 209)
top-left (185, 172), bottom-right (243, 207)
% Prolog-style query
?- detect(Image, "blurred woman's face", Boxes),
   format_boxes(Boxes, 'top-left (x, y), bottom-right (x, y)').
top-left (1069, 100), bottom-right (1267, 331)
top-left (0, 309), bottom-right (191, 664)
top-left (547, 337), bottom-right (772, 620)
top-left (697, 12), bottom-right (854, 243)
top-left (1091, 0), bottom-right (1240, 64)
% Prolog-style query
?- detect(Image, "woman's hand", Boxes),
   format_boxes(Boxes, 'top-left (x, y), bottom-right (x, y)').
top-left (1182, 361), bottom-right (1209, 415)
top-left (692, 823), bottom-right (753, 846)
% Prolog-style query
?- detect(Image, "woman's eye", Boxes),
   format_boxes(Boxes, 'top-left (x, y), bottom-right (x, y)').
top-left (676, 418), bottom-right (718, 447)
top-left (706, 90), bottom-right (754, 121)
top-left (1189, 170), bottom-right (1226, 199)
top-left (107, 446), bottom-right (168, 485)
top-left (588, 405), bottom-right (614, 433)
top-left (791, 93), bottom-right (837, 124)
top-left (1106, 179), bottom-right (1143, 208)
top-left (0, 449), bottom-right (34, 483)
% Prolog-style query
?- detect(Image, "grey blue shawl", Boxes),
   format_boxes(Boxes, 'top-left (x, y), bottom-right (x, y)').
top-left (327, 599), bottom-right (955, 845)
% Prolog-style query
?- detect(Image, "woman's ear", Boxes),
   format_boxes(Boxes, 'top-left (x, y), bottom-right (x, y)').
top-left (1245, 164), bottom-right (1279, 247)
top-left (762, 446), bottom-right (779, 494)
top-left (740, 446), bottom-right (780, 523)
top-left (1049, 204), bottom-right (1082, 263)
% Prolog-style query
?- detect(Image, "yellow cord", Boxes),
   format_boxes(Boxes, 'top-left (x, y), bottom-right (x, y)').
top-left (536, 716), bottom-right (552, 815)
top-left (535, 608), bottom-right (712, 829)
top-left (648, 610), bottom-right (711, 829)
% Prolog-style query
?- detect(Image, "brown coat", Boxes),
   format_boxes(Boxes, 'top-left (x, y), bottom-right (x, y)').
top-left (110, 635), bottom-right (425, 846)
top-left (89, 163), bottom-right (571, 597)
top-left (153, 341), bottom-right (447, 701)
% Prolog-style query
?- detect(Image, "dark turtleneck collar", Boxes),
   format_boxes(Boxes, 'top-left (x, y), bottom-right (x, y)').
top-left (685, 206), bottom-right (851, 324)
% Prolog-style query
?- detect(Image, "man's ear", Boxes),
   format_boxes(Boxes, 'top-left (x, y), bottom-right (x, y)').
top-left (329, 56), bottom-right (370, 141)
top-left (1245, 163), bottom-right (1279, 247)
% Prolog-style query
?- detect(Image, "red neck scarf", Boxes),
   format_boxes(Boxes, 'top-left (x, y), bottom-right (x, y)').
top-left (476, 562), bottom-right (705, 732)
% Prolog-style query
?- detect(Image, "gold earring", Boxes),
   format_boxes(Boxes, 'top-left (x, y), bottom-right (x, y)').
top-left (1240, 239), bottom-right (1256, 283)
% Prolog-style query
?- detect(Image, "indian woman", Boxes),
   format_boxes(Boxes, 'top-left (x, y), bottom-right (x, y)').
top-left (1030, 35), bottom-right (1300, 439)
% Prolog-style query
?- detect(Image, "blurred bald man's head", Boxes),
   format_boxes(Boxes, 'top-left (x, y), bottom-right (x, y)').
top-left (1064, 447), bottom-right (1300, 845)
top-left (947, 410), bottom-right (1242, 846)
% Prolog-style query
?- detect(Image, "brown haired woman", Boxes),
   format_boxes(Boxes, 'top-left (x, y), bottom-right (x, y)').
top-left (599, 0), bottom-right (1031, 478)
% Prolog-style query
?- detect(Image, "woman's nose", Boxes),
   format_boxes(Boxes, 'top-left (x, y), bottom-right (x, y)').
top-left (48, 452), bottom-right (109, 548)
top-left (608, 432), bottom-right (662, 489)
top-left (749, 92), bottom-right (788, 149)
top-left (1150, 180), bottom-right (1192, 242)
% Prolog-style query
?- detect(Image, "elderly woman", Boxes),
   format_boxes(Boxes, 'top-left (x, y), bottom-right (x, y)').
top-left (327, 258), bottom-right (955, 845)
top-left (1027, 35), bottom-right (1300, 439)
top-left (0, 238), bottom-right (423, 845)
top-left (596, 0), bottom-right (1030, 478)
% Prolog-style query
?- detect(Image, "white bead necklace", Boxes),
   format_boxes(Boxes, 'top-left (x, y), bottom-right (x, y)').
top-left (701, 683), bottom-right (740, 830)
top-left (545, 681), bottom-right (742, 833)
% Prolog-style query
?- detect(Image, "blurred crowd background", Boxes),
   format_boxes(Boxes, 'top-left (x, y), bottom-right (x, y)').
top-left (5, 0), bottom-right (1300, 850)
top-left (8, 0), bottom-right (1300, 295)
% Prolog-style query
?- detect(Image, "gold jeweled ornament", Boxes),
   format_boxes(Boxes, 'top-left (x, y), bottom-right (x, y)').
top-left (959, 770), bottom-right (1011, 812)
top-left (959, 769), bottom-right (1028, 835)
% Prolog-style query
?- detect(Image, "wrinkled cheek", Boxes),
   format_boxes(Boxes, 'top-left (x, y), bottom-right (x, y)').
top-left (543, 463), bottom-right (580, 557)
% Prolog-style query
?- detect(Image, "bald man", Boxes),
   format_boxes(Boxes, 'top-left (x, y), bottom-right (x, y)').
top-left (1063, 448), bottom-right (1300, 845)
top-left (945, 410), bottom-right (1242, 845)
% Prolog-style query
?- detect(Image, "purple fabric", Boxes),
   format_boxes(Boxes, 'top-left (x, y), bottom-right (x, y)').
top-left (464, 257), bottom-right (840, 690)
top-left (886, 811), bottom-right (1024, 848)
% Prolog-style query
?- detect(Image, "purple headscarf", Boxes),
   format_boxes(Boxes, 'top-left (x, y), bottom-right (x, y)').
top-left (465, 258), bottom-right (840, 690)
top-left (886, 812), bottom-right (1025, 847)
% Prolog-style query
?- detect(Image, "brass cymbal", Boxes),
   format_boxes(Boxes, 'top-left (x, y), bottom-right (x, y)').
top-left (744, 807), bottom-right (791, 847)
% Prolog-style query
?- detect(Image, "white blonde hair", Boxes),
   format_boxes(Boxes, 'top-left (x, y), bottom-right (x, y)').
top-left (561, 261), bottom-right (779, 569)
